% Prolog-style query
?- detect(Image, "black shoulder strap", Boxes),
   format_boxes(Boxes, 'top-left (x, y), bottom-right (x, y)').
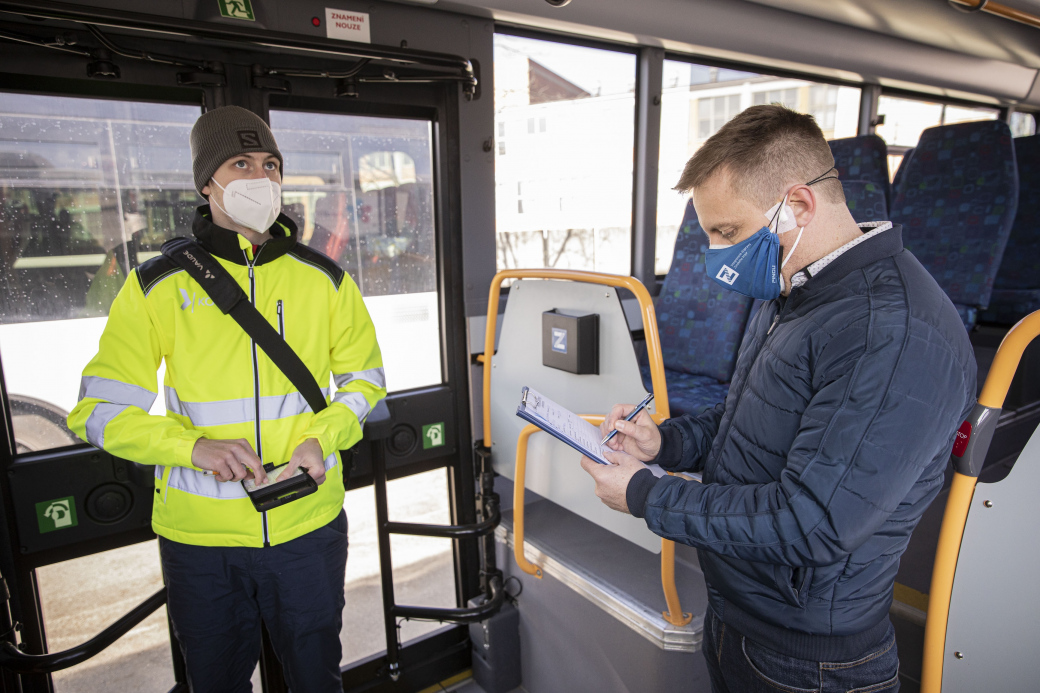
top-left (161, 237), bottom-right (327, 414)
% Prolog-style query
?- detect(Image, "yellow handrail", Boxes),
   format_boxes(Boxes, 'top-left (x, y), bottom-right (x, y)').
top-left (921, 310), bottom-right (1040, 693)
top-left (484, 269), bottom-right (691, 627)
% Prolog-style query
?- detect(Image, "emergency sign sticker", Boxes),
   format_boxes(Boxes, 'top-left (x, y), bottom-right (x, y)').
top-left (325, 9), bottom-right (371, 43)
top-left (218, 0), bottom-right (255, 21)
top-left (36, 496), bottom-right (78, 534)
top-left (422, 422), bottom-right (445, 449)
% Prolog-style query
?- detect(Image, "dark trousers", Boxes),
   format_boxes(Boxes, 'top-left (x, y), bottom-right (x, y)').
top-left (159, 511), bottom-right (348, 693)
top-left (703, 606), bottom-right (900, 693)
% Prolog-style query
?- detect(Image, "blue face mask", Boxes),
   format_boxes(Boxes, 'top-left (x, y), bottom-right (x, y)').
top-left (703, 169), bottom-right (837, 300)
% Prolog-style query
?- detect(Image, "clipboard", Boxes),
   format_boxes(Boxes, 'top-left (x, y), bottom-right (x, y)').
top-left (515, 386), bottom-right (613, 465)
top-left (515, 387), bottom-right (669, 480)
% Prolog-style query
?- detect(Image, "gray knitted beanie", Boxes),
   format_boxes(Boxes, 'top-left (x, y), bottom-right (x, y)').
top-left (189, 106), bottom-right (284, 196)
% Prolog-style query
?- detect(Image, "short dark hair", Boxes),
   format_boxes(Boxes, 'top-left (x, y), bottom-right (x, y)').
top-left (674, 104), bottom-right (844, 207)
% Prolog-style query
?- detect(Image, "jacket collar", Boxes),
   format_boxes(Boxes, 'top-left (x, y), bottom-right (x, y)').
top-left (789, 224), bottom-right (904, 306)
top-left (192, 205), bottom-right (298, 266)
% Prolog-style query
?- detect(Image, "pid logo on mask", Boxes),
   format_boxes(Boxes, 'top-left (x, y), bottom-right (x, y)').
top-left (715, 265), bottom-right (740, 285)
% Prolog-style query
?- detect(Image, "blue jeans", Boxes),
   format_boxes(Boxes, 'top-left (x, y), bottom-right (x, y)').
top-left (703, 606), bottom-right (900, 693)
top-left (160, 510), bottom-right (349, 693)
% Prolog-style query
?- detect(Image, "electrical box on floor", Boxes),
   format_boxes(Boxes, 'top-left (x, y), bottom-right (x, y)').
top-left (468, 598), bottom-right (521, 693)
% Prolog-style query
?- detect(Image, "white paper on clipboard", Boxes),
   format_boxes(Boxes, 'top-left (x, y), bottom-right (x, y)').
top-left (516, 387), bottom-right (665, 477)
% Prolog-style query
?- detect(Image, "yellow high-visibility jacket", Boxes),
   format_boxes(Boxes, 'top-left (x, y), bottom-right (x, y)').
top-left (68, 208), bottom-right (385, 547)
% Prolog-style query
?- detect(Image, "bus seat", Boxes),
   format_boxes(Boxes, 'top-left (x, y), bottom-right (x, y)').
top-left (842, 179), bottom-right (889, 223)
top-left (891, 120), bottom-right (1018, 330)
top-left (829, 134), bottom-right (891, 203)
top-left (980, 134), bottom-right (1040, 326)
top-left (892, 147), bottom-right (914, 204)
top-left (642, 200), bottom-right (753, 416)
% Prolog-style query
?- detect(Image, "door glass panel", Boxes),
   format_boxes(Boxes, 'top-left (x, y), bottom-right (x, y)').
top-left (269, 111), bottom-right (441, 393)
top-left (0, 93), bottom-right (200, 453)
top-left (341, 468), bottom-right (456, 665)
top-left (493, 34), bottom-right (636, 275)
top-left (656, 61), bottom-right (861, 274)
top-left (36, 540), bottom-right (175, 692)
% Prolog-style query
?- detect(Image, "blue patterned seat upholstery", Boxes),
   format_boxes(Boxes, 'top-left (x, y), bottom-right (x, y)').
top-left (639, 365), bottom-right (732, 417)
top-left (890, 120), bottom-right (1019, 330)
top-left (830, 135), bottom-right (891, 203)
top-left (644, 200), bottom-right (753, 416)
top-left (980, 134), bottom-right (1040, 325)
top-left (892, 148), bottom-right (914, 203)
top-left (842, 180), bottom-right (889, 224)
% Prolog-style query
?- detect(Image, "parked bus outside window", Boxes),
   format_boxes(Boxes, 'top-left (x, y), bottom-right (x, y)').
top-left (655, 61), bottom-right (861, 274)
top-left (493, 34), bottom-right (636, 275)
top-left (269, 110), bottom-right (443, 393)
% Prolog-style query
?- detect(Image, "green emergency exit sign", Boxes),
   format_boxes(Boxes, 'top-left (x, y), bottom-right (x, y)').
top-left (36, 496), bottom-right (78, 534)
top-left (218, 0), bottom-right (255, 21)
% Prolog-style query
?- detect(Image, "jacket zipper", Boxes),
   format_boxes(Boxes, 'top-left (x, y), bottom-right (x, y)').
top-left (707, 297), bottom-right (788, 480)
top-left (277, 300), bottom-right (285, 339)
top-left (245, 249), bottom-right (270, 547)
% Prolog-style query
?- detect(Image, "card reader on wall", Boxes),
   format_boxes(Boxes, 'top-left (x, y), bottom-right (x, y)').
top-left (542, 309), bottom-right (599, 374)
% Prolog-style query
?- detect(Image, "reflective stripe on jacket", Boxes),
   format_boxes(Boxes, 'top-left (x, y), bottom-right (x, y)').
top-left (68, 207), bottom-right (386, 547)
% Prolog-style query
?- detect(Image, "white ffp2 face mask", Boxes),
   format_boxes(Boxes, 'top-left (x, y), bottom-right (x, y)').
top-left (210, 177), bottom-right (282, 234)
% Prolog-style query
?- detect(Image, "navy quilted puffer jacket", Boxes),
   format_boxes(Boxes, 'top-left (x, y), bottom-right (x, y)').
top-left (627, 224), bottom-right (976, 661)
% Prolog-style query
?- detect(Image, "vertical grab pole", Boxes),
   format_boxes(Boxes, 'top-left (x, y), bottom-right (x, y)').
top-left (371, 437), bottom-right (401, 682)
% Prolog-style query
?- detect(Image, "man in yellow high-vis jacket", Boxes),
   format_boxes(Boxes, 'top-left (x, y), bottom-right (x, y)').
top-left (68, 106), bottom-right (385, 693)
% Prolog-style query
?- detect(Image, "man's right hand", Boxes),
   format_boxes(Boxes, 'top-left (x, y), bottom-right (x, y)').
top-left (600, 403), bottom-right (662, 462)
top-left (191, 438), bottom-right (268, 484)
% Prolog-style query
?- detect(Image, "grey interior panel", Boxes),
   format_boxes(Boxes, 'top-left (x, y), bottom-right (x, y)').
top-left (942, 421), bottom-right (1040, 692)
top-left (489, 279), bottom-right (663, 553)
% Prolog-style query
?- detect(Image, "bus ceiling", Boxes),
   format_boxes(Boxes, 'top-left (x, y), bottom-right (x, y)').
top-left (443, 0), bottom-right (1040, 107)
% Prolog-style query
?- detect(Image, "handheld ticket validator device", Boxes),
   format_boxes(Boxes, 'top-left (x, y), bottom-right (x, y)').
top-left (161, 238), bottom-right (353, 512)
top-left (243, 462), bottom-right (318, 512)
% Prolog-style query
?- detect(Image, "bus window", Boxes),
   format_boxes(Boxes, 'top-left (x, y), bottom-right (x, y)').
top-left (493, 33), bottom-right (636, 276)
top-left (0, 93), bottom-right (200, 453)
top-left (877, 95), bottom-right (999, 179)
top-left (1011, 111), bottom-right (1036, 138)
top-left (655, 61), bottom-right (861, 274)
top-left (269, 111), bottom-right (441, 393)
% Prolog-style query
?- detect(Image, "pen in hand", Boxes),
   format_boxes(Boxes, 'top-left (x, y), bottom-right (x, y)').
top-left (601, 392), bottom-right (655, 445)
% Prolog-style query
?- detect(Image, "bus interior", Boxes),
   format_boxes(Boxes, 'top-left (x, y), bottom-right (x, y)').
top-left (0, 0), bottom-right (1038, 691)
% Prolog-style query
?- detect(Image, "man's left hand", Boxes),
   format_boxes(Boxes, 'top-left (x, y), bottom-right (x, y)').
top-left (279, 438), bottom-right (326, 485)
top-left (580, 451), bottom-right (645, 514)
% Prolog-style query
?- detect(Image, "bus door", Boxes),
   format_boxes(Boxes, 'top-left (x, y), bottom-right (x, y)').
top-left (0, 9), bottom-right (477, 692)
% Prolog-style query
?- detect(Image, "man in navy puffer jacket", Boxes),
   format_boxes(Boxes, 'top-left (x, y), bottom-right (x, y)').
top-left (582, 105), bottom-right (976, 693)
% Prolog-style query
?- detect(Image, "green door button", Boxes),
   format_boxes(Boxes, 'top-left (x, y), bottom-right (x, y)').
top-left (422, 422), bottom-right (445, 449)
top-left (36, 496), bottom-right (78, 534)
